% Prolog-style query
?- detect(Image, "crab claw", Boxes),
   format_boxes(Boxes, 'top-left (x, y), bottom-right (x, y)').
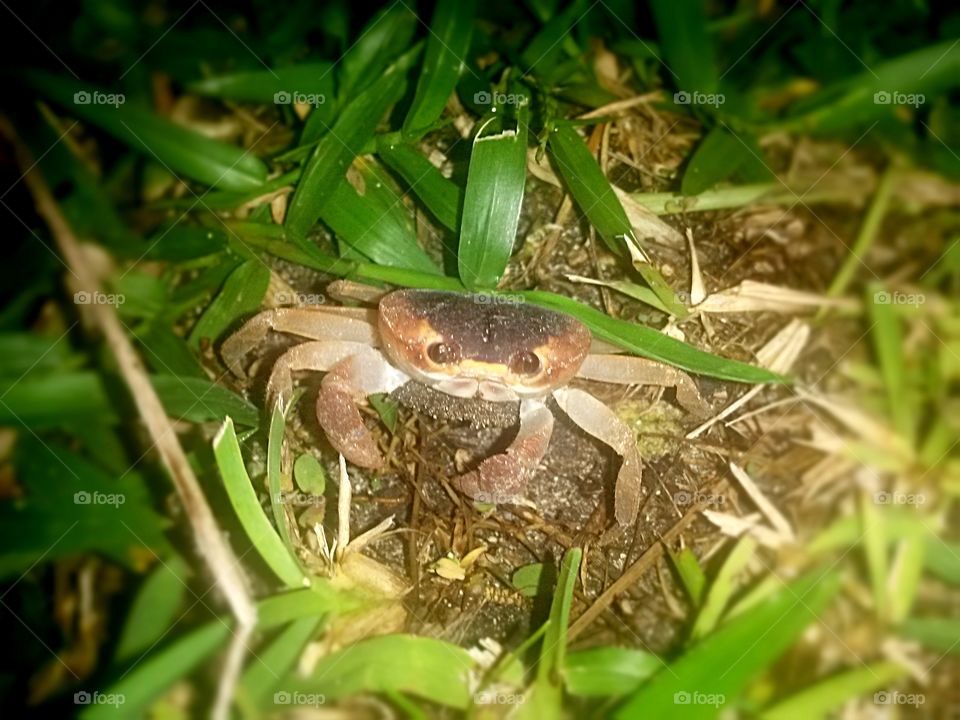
top-left (452, 399), bottom-right (554, 506)
top-left (311, 346), bottom-right (409, 469)
top-left (553, 387), bottom-right (642, 526)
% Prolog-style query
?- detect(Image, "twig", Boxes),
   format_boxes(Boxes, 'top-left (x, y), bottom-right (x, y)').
top-left (1, 115), bottom-right (256, 720)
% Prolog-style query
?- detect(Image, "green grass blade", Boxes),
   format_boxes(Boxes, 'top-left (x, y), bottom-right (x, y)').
top-left (113, 555), bottom-right (190, 663)
top-left (681, 126), bottom-right (753, 196)
top-left (562, 647), bottom-right (660, 697)
top-left (925, 539), bottom-right (960, 585)
top-left (690, 536), bottom-right (757, 641)
top-left (80, 622), bottom-right (231, 719)
top-left (241, 616), bottom-right (323, 705)
top-left (899, 617), bottom-right (960, 655)
top-left (867, 283), bottom-right (914, 445)
top-left (521, 290), bottom-right (786, 384)
top-left (213, 418), bottom-right (308, 589)
top-left (284, 634), bottom-right (476, 708)
top-left (189, 63), bottom-right (334, 104)
top-left (285, 67), bottom-right (409, 240)
top-left (338, 4), bottom-right (418, 100)
top-left (861, 491), bottom-right (889, 620)
top-left (650, 0), bottom-right (718, 94)
top-left (403, 0), bottom-right (476, 136)
top-left (376, 138), bottom-right (462, 231)
top-left (615, 570), bottom-right (841, 719)
top-left (267, 403), bottom-right (295, 553)
top-left (188, 259), bottom-right (270, 349)
top-left (151, 375), bottom-right (259, 426)
top-left (25, 71), bottom-right (269, 192)
top-left (666, 545), bottom-right (707, 607)
top-left (521, 548), bottom-right (582, 717)
top-left (760, 663), bottom-right (907, 720)
top-left (458, 113), bottom-right (529, 289)
top-left (547, 124), bottom-right (685, 315)
top-left (320, 160), bottom-right (441, 273)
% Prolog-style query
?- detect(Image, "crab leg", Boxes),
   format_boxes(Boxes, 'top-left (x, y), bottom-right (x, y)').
top-left (221, 307), bottom-right (379, 376)
top-left (452, 399), bottom-right (554, 506)
top-left (265, 342), bottom-right (409, 468)
top-left (552, 387), bottom-right (642, 526)
top-left (576, 354), bottom-right (709, 416)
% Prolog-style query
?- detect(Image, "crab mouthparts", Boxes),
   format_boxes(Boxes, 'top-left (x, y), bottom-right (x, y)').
top-left (433, 377), bottom-right (520, 402)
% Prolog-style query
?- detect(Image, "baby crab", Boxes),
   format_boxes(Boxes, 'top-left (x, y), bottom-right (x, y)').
top-left (222, 287), bottom-right (708, 526)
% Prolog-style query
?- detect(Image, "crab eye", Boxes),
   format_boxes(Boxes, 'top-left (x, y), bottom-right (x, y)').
top-left (426, 342), bottom-right (461, 365)
top-left (510, 351), bottom-right (541, 376)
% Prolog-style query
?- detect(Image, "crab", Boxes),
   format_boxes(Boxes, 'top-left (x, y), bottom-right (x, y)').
top-left (222, 285), bottom-right (709, 526)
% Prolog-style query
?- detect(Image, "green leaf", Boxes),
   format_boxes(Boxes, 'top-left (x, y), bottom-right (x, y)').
top-left (241, 617), bottom-right (323, 705)
top-left (213, 418), bottom-right (307, 589)
top-left (267, 403), bottom-right (295, 555)
top-left (321, 159), bottom-right (441, 273)
top-left (286, 67), bottom-right (409, 240)
top-left (522, 548), bottom-right (582, 717)
top-left (114, 555), bottom-right (190, 663)
top-left (293, 453), bottom-right (326, 496)
top-left (81, 622), bottom-right (231, 720)
top-left (681, 126), bottom-right (753, 196)
top-left (188, 259), bottom-right (271, 349)
top-left (25, 71), bottom-right (269, 192)
top-left (615, 570), bottom-right (841, 719)
top-left (0, 438), bottom-right (170, 580)
top-left (152, 374), bottom-right (259, 426)
top-left (547, 125), bottom-right (685, 315)
top-left (690, 536), bottom-right (756, 640)
top-left (867, 283), bottom-right (914, 445)
top-left (512, 563), bottom-right (546, 597)
top-left (925, 538), bottom-right (960, 585)
top-left (521, 291), bottom-right (786, 384)
top-left (667, 546), bottom-right (706, 607)
top-left (189, 63), bottom-right (334, 104)
top-left (403, 0), bottom-right (476, 136)
top-left (760, 663), bottom-right (907, 720)
top-left (283, 634), bottom-right (476, 708)
top-left (459, 113), bottom-right (528, 289)
top-left (563, 647), bottom-right (661, 697)
top-left (649, 0), bottom-right (718, 94)
top-left (899, 617), bottom-right (960, 655)
top-left (338, 4), bottom-right (418, 99)
top-left (368, 393), bottom-right (399, 433)
top-left (377, 138), bottom-right (462, 231)
top-left (0, 372), bottom-right (113, 427)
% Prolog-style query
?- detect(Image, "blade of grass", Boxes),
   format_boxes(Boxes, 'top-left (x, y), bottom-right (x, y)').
top-left (666, 545), bottom-right (706, 607)
top-left (113, 555), bottom-right (190, 663)
top-left (562, 647), bottom-right (660, 697)
top-left (547, 124), bottom-right (686, 315)
top-left (377, 137), bottom-right (462, 231)
top-left (320, 159), bottom-right (441, 274)
top-left (25, 71), bottom-right (269, 192)
top-left (266, 403), bottom-right (295, 553)
top-left (189, 63), bottom-right (334, 104)
top-left (213, 418), bottom-right (308, 589)
top-left (866, 282), bottom-right (914, 446)
top-left (681, 126), bottom-right (753, 196)
top-left (286, 58), bottom-right (411, 240)
top-left (337, 4), bottom-right (418, 100)
top-left (521, 290), bottom-right (786, 383)
top-left (151, 375), bottom-right (259, 426)
top-left (458, 112), bottom-right (529, 289)
top-left (615, 570), bottom-right (841, 719)
top-left (240, 616), bottom-right (323, 705)
top-left (284, 634), bottom-right (475, 708)
top-left (899, 617), bottom-right (960, 655)
top-left (403, 0), bottom-right (476, 137)
top-left (188, 259), bottom-right (270, 349)
top-left (760, 662), bottom-right (906, 720)
top-left (649, 0), bottom-right (718, 94)
top-left (860, 491), bottom-right (889, 621)
top-left (520, 548), bottom-right (582, 718)
top-left (689, 536), bottom-right (756, 641)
